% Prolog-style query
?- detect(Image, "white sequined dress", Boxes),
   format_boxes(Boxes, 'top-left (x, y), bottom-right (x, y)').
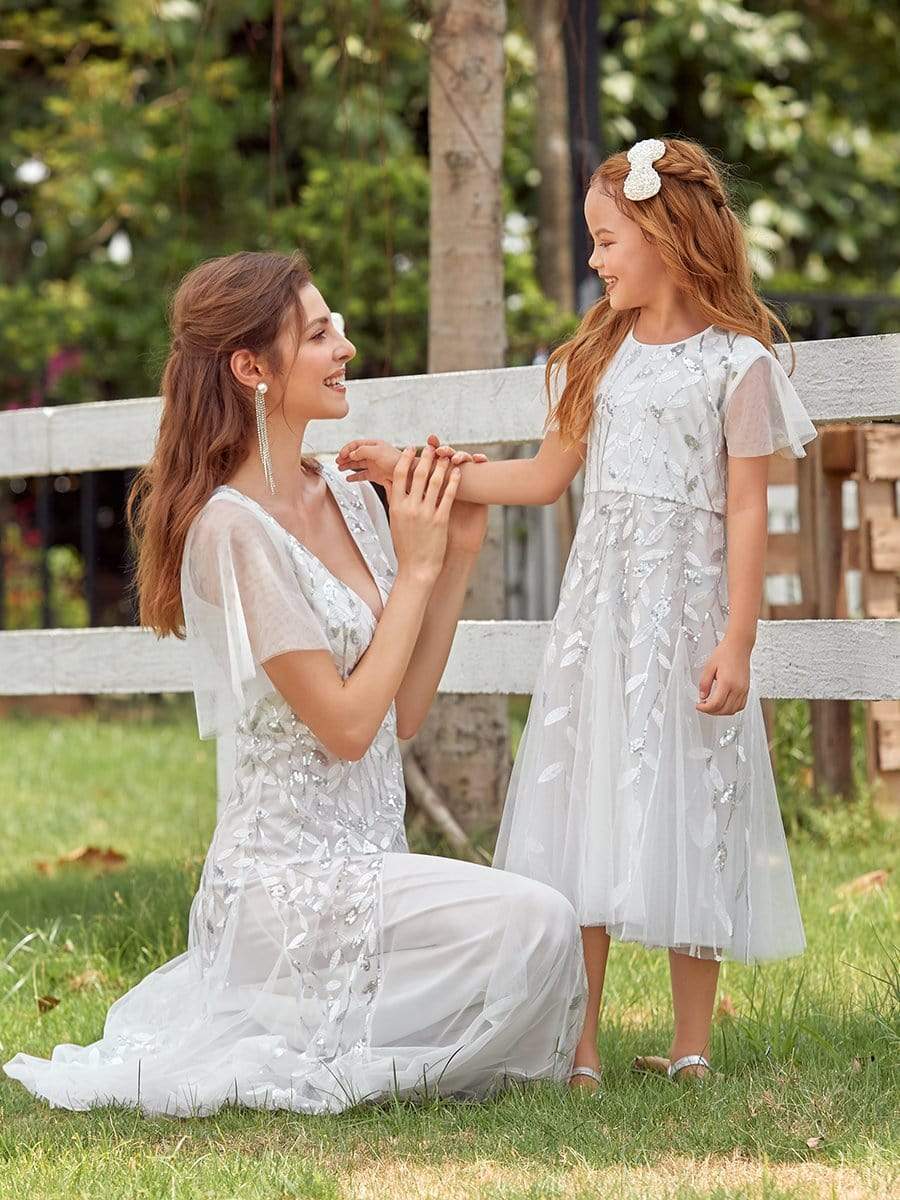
top-left (494, 326), bottom-right (816, 963)
top-left (5, 466), bottom-right (586, 1116)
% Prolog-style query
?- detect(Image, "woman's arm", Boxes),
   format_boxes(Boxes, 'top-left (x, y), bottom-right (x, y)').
top-left (338, 431), bottom-right (585, 507)
top-left (394, 494), bottom-right (487, 738)
top-left (264, 575), bottom-right (432, 761)
top-left (394, 546), bottom-right (478, 739)
top-left (696, 454), bottom-right (769, 716)
top-left (263, 450), bottom-right (460, 760)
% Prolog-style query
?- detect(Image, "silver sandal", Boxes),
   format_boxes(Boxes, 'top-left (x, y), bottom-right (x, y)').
top-left (668, 1054), bottom-right (713, 1080)
top-left (569, 1065), bottom-right (603, 1094)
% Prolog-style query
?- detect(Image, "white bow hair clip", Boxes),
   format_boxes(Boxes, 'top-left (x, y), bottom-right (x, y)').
top-left (623, 138), bottom-right (666, 202)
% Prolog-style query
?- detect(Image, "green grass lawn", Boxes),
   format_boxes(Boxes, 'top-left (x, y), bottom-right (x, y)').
top-left (0, 704), bottom-right (897, 1200)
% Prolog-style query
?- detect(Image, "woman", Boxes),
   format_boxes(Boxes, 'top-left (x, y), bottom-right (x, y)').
top-left (4, 251), bottom-right (586, 1116)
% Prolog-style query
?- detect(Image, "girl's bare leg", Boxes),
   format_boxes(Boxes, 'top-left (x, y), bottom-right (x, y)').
top-left (570, 925), bottom-right (611, 1091)
top-left (667, 949), bottom-right (720, 1077)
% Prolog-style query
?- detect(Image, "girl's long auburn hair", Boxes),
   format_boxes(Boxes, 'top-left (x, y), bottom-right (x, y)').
top-left (547, 138), bottom-right (793, 447)
top-left (127, 250), bottom-right (317, 638)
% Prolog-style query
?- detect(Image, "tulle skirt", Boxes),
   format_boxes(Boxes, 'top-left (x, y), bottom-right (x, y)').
top-left (4, 854), bottom-right (586, 1116)
top-left (494, 489), bottom-right (805, 964)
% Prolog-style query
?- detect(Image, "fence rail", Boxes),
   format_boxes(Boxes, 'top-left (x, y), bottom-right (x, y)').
top-left (1, 331), bottom-right (899, 807)
top-left (1, 619), bottom-right (898, 701)
top-left (1, 334), bottom-right (899, 479)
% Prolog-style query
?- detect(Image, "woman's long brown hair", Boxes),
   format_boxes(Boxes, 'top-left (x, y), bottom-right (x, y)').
top-left (547, 138), bottom-right (793, 447)
top-left (127, 250), bottom-right (315, 637)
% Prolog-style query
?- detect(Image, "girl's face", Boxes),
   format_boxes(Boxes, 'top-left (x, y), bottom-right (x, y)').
top-left (584, 187), bottom-right (666, 312)
top-left (269, 282), bottom-right (356, 422)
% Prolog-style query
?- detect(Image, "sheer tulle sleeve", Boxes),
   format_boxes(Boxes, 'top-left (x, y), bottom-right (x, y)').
top-left (723, 352), bottom-right (817, 459)
top-left (181, 498), bottom-right (332, 738)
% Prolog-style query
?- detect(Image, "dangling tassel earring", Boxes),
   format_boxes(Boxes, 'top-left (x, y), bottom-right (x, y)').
top-left (255, 381), bottom-right (276, 495)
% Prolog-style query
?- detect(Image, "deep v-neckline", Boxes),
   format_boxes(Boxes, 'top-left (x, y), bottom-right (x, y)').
top-left (216, 471), bottom-right (385, 624)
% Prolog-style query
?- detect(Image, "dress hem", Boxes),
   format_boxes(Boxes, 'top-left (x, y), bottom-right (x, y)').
top-left (576, 919), bottom-right (807, 966)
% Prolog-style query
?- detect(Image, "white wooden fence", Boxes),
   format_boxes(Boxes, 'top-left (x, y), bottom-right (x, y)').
top-left (2, 333), bottom-right (899, 808)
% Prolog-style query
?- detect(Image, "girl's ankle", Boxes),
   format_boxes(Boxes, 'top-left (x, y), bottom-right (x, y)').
top-left (574, 1042), bottom-right (601, 1067)
top-left (668, 1042), bottom-right (711, 1065)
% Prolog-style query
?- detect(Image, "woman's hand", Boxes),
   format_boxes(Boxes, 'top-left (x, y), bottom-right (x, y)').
top-left (696, 637), bottom-right (751, 716)
top-left (388, 445), bottom-right (460, 587)
top-left (445, 497), bottom-right (488, 557)
top-left (423, 435), bottom-right (489, 557)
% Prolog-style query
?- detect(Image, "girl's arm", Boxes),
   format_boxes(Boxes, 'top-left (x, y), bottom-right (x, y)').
top-left (696, 454), bottom-right (769, 716)
top-left (454, 433), bottom-right (585, 505)
top-left (394, 540), bottom-right (481, 739)
top-left (722, 455), bottom-right (770, 649)
top-left (338, 431), bottom-right (585, 507)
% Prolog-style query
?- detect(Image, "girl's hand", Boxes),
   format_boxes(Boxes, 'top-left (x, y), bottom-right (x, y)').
top-left (388, 446), bottom-right (460, 587)
top-left (425, 433), bottom-right (489, 468)
top-left (337, 435), bottom-right (487, 487)
top-left (696, 638), bottom-right (751, 716)
top-left (337, 439), bottom-right (402, 486)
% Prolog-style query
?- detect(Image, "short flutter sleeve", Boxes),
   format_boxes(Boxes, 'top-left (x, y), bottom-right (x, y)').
top-left (723, 351), bottom-right (817, 459)
top-left (181, 497), bottom-right (332, 738)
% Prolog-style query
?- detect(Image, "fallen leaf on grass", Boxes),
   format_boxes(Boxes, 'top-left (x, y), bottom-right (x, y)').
top-left (68, 969), bottom-right (108, 992)
top-left (37, 995), bottom-right (59, 1014)
top-left (836, 869), bottom-right (890, 897)
top-left (715, 993), bottom-right (737, 1021)
top-left (34, 845), bottom-right (127, 875)
top-left (830, 868), bottom-right (891, 912)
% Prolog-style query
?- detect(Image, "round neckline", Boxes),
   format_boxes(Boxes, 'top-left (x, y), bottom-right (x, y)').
top-left (628, 323), bottom-right (714, 348)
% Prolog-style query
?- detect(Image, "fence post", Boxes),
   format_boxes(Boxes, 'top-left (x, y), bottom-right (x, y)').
top-left (797, 433), bottom-right (853, 800)
top-left (857, 425), bottom-right (900, 814)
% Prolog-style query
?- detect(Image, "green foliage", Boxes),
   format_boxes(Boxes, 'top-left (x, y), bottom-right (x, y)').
top-left (275, 156), bottom-right (431, 378)
top-left (0, 0), bottom-right (897, 411)
top-left (1, 524), bottom-right (88, 629)
top-left (593, 1), bottom-right (900, 285)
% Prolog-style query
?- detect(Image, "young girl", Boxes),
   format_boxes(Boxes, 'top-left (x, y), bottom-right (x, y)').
top-left (337, 138), bottom-right (816, 1090)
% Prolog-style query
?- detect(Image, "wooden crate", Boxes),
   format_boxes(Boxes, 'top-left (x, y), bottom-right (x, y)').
top-left (764, 424), bottom-right (900, 811)
top-left (858, 424), bottom-right (900, 811)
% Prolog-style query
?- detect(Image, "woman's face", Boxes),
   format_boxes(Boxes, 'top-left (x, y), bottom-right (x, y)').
top-left (269, 282), bottom-right (356, 423)
top-left (584, 187), bottom-right (666, 312)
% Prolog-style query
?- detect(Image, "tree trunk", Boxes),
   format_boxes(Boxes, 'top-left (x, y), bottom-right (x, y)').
top-left (428, 0), bottom-right (507, 372)
top-left (416, 0), bottom-right (510, 836)
top-left (563, 0), bottom-right (601, 312)
top-left (522, 0), bottom-right (574, 310)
